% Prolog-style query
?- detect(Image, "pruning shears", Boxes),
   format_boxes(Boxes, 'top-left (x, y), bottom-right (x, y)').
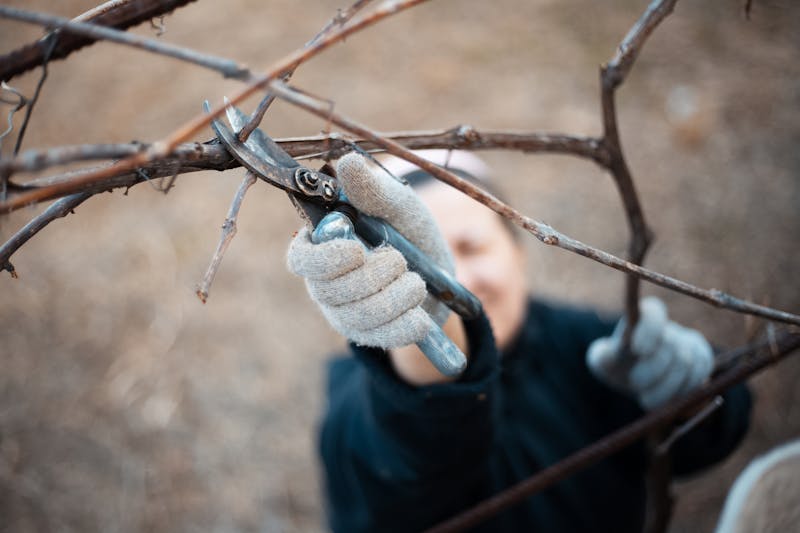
top-left (204, 99), bottom-right (481, 376)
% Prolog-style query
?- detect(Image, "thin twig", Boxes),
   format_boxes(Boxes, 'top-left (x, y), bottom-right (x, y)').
top-left (0, 191), bottom-right (91, 278)
top-left (654, 396), bottom-right (724, 456)
top-left (423, 329), bottom-right (800, 533)
top-left (0, 83), bottom-right (27, 200)
top-left (268, 79), bottom-right (800, 327)
top-left (0, 83), bottom-right (27, 149)
top-left (237, 0), bottom-right (375, 142)
top-left (195, 172), bottom-right (257, 303)
top-left (12, 33), bottom-right (58, 156)
top-left (0, 6), bottom-right (250, 80)
top-left (0, 0), bottom-right (198, 82)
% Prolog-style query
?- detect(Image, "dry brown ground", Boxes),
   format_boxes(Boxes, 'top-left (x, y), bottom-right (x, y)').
top-left (1, 1), bottom-right (799, 531)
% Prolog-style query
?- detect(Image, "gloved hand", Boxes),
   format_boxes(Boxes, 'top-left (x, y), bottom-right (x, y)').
top-left (286, 153), bottom-right (454, 349)
top-left (586, 297), bottom-right (714, 410)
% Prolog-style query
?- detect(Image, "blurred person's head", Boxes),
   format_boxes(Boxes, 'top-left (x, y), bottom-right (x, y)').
top-left (380, 150), bottom-right (528, 351)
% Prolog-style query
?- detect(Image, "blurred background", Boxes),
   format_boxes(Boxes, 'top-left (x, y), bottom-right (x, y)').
top-left (1, 0), bottom-right (798, 531)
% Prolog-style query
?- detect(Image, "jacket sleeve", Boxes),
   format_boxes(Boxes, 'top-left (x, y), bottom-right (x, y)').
top-left (318, 312), bottom-right (500, 533)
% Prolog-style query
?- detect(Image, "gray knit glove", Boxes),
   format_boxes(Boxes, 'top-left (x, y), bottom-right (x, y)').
top-left (586, 297), bottom-right (714, 410)
top-left (287, 153), bottom-right (454, 349)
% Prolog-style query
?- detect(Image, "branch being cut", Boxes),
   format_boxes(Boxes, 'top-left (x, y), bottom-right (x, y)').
top-left (0, 129), bottom-right (599, 275)
top-left (196, 172), bottom-right (257, 303)
top-left (0, 0), bottom-right (198, 82)
top-left (267, 80), bottom-right (800, 327)
top-left (0, 129), bottom-right (602, 179)
top-left (0, 6), bottom-right (250, 80)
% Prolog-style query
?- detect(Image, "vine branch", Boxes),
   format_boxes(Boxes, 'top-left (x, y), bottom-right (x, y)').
top-left (598, 2), bottom-right (679, 529)
top-left (0, 0), bottom-right (198, 82)
top-left (0, 129), bottom-right (600, 274)
top-left (0, 5), bottom-right (250, 80)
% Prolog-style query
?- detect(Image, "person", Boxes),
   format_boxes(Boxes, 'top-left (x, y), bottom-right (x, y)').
top-left (286, 151), bottom-right (751, 532)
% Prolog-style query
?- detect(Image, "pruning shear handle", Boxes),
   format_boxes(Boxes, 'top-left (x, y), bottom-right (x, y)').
top-left (205, 99), bottom-right (482, 376)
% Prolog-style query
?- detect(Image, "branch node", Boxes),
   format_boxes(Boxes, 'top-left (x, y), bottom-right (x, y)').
top-left (455, 124), bottom-right (480, 145)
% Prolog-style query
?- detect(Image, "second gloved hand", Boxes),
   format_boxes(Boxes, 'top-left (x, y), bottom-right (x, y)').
top-left (586, 297), bottom-right (714, 410)
top-left (286, 153), bottom-right (454, 349)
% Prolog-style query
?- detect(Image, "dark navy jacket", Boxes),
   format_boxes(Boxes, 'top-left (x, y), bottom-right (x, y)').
top-left (319, 299), bottom-right (751, 532)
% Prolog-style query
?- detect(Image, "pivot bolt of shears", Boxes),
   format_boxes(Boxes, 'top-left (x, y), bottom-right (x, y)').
top-left (295, 168), bottom-right (319, 190)
top-left (322, 183), bottom-right (335, 201)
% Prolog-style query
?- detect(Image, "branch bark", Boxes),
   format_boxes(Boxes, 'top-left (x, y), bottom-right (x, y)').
top-left (0, 129), bottom-right (602, 179)
top-left (0, 0), bottom-right (198, 82)
top-left (0, 6), bottom-right (250, 80)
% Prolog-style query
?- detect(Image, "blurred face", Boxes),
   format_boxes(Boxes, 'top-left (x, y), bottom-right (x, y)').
top-left (417, 181), bottom-right (528, 351)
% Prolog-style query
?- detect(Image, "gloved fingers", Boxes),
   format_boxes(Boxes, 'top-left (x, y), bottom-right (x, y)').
top-left (321, 271), bottom-right (427, 332)
top-left (587, 336), bottom-right (627, 387)
top-left (336, 153), bottom-right (455, 275)
top-left (628, 341), bottom-right (675, 391)
top-left (636, 323), bottom-right (702, 409)
top-left (287, 227), bottom-right (366, 280)
top-left (421, 294), bottom-right (451, 328)
top-left (347, 307), bottom-right (432, 349)
top-left (629, 296), bottom-right (669, 357)
top-left (638, 356), bottom-right (692, 410)
top-left (676, 327), bottom-right (714, 395)
top-left (307, 246), bottom-right (407, 306)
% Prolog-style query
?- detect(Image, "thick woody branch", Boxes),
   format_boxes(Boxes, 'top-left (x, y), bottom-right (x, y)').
top-left (196, 172), bottom-right (257, 303)
top-left (424, 328), bottom-right (800, 533)
top-left (1, 129), bottom-right (602, 179)
top-left (1, 143), bottom-right (149, 174)
top-left (0, 129), bottom-right (601, 204)
top-left (0, 129), bottom-right (599, 275)
top-left (0, 0), bottom-right (198, 82)
top-left (0, 6), bottom-right (249, 80)
top-left (269, 80), bottom-right (800, 327)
